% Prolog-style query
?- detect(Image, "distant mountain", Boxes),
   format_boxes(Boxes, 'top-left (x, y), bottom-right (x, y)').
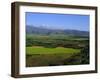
top-left (26, 25), bottom-right (89, 37)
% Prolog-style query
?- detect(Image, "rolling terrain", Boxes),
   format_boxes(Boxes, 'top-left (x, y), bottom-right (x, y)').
top-left (26, 25), bottom-right (89, 67)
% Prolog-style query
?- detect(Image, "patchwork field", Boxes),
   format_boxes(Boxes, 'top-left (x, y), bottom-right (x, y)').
top-left (26, 27), bottom-right (89, 67)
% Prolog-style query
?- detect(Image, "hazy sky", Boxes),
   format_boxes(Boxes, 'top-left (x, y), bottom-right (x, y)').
top-left (26, 12), bottom-right (90, 31)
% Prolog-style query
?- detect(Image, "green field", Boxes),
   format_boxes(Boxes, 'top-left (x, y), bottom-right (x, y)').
top-left (26, 47), bottom-right (82, 67)
top-left (26, 47), bottom-right (80, 54)
top-left (26, 34), bottom-right (89, 67)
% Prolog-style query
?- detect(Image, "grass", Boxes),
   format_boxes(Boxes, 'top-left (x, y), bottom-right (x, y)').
top-left (26, 34), bottom-right (89, 67)
top-left (26, 47), bottom-right (80, 55)
top-left (26, 47), bottom-right (81, 67)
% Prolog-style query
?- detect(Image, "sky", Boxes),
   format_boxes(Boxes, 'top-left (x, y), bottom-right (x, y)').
top-left (26, 12), bottom-right (90, 31)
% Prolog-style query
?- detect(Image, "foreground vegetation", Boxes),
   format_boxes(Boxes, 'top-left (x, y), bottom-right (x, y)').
top-left (26, 34), bottom-right (89, 67)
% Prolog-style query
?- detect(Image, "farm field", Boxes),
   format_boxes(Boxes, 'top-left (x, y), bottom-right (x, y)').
top-left (26, 34), bottom-right (89, 67)
top-left (26, 47), bottom-right (81, 67)
top-left (26, 47), bottom-right (80, 55)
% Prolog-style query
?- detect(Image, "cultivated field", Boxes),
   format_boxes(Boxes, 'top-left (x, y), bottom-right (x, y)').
top-left (26, 34), bottom-right (89, 67)
top-left (26, 47), bottom-right (80, 54)
top-left (26, 47), bottom-right (81, 67)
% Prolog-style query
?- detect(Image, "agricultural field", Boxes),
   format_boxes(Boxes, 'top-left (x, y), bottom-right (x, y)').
top-left (26, 34), bottom-right (89, 67)
top-left (26, 47), bottom-right (80, 55)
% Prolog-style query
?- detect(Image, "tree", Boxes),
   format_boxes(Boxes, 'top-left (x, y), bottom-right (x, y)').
top-left (80, 44), bottom-right (89, 64)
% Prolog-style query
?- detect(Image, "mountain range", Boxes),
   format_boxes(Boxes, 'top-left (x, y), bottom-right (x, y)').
top-left (26, 25), bottom-right (89, 37)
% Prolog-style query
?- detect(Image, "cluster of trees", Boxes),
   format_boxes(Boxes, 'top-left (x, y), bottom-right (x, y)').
top-left (63, 45), bottom-right (89, 65)
top-left (26, 36), bottom-right (89, 49)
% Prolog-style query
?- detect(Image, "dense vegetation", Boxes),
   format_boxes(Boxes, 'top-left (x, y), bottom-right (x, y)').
top-left (26, 34), bottom-right (89, 49)
top-left (26, 26), bottom-right (89, 67)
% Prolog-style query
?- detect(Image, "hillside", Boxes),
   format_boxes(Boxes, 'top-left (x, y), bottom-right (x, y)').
top-left (26, 25), bottom-right (89, 37)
